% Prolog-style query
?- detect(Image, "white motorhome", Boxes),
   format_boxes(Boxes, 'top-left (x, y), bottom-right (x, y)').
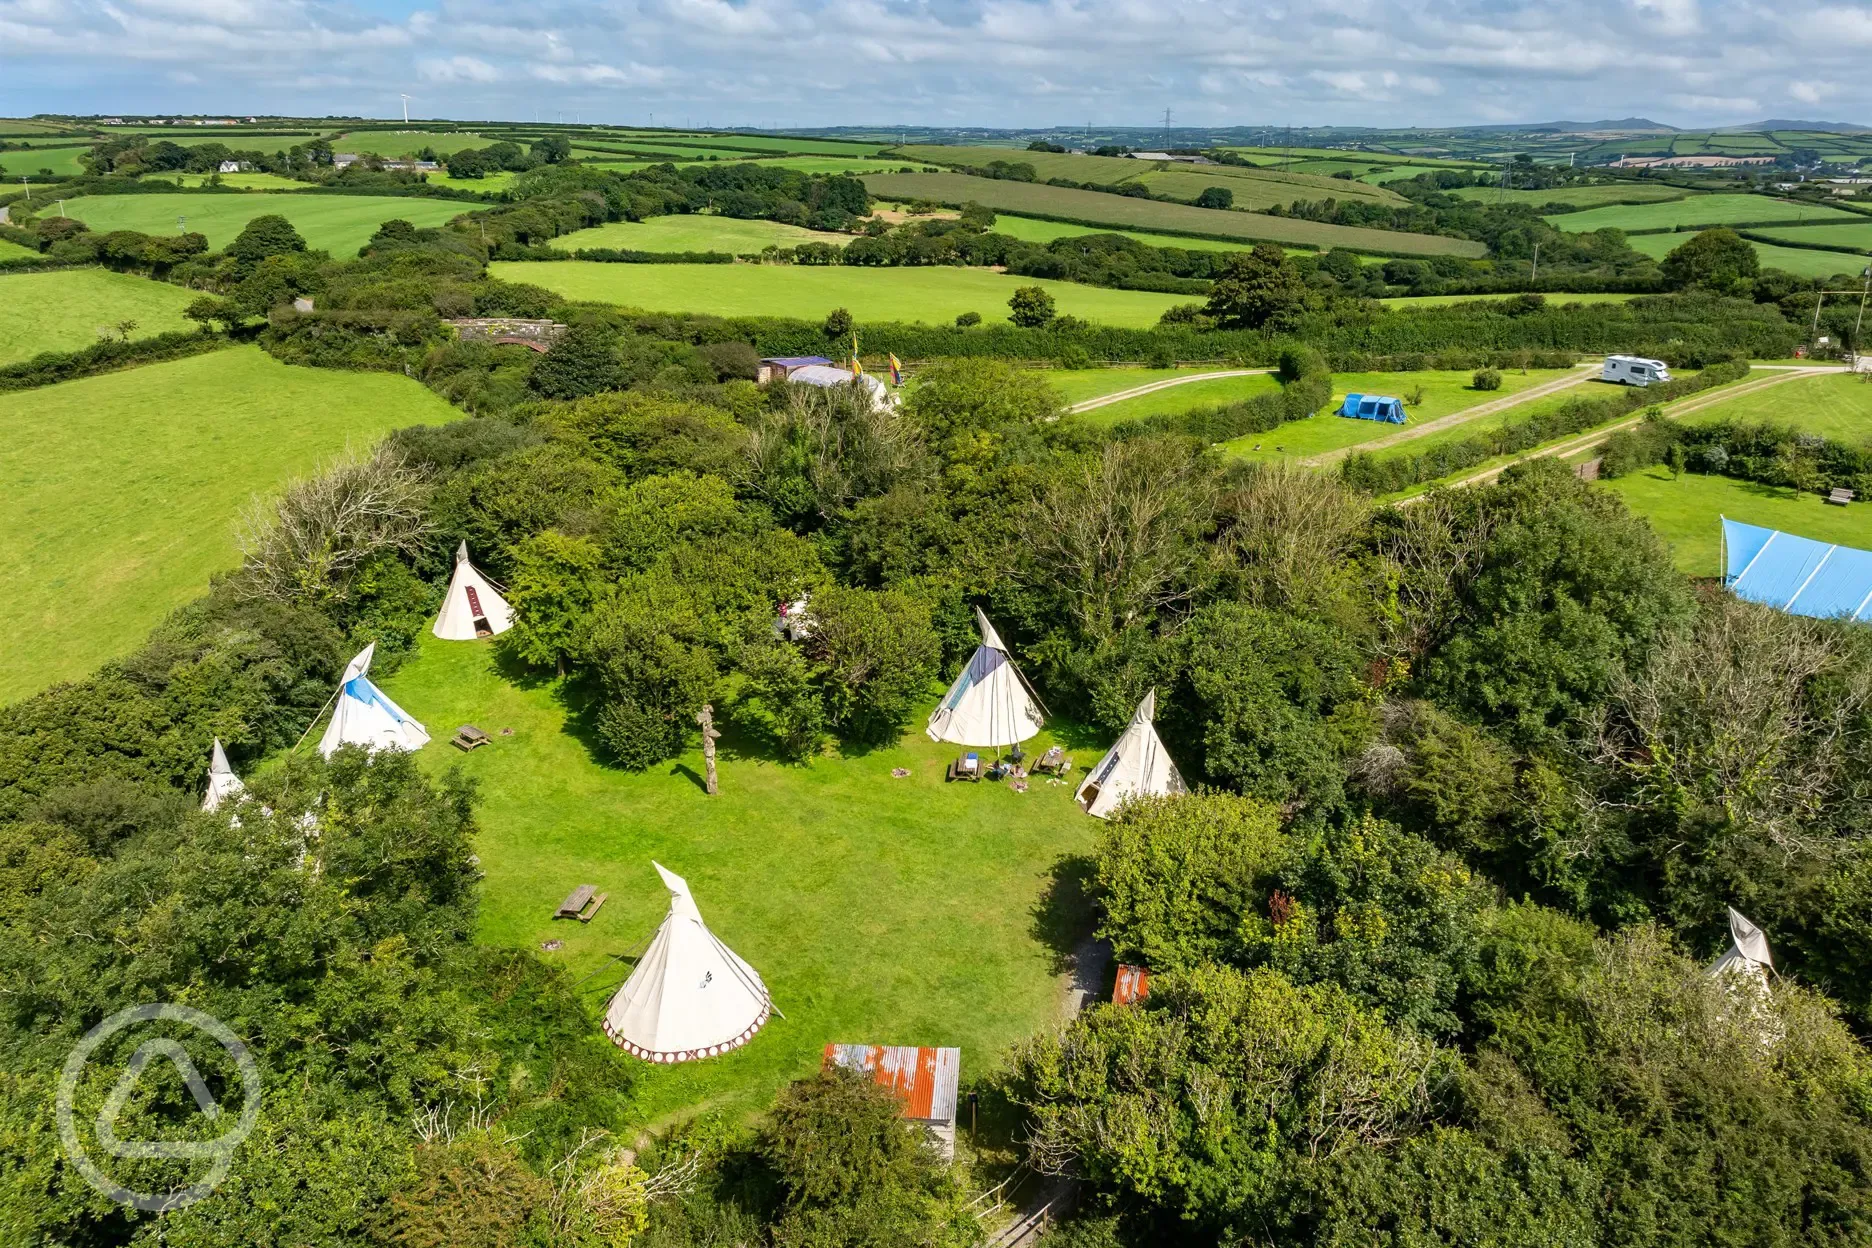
top-left (1602, 355), bottom-right (1672, 387)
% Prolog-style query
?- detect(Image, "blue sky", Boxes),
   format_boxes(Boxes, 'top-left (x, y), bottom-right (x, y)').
top-left (2, 0), bottom-right (1867, 129)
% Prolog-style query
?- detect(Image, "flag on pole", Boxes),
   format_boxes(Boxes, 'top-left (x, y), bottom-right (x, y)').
top-left (850, 331), bottom-right (863, 377)
top-left (888, 353), bottom-right (903, 386)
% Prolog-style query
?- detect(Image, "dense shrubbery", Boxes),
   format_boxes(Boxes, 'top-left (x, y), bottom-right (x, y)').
top-left (1602, 406), bottom-right (1872, 497)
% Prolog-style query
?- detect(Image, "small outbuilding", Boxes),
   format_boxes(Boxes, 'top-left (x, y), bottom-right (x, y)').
top-left (823, 1044), bottom-right (961, 1158)
top-left (1338, 393), bottom-right (1406, 424)
top-left (757, 356), bottom-right (833, 384)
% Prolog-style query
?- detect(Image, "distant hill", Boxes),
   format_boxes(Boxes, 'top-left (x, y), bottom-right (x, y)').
top-left (1729, 119), bottom-right (1871, 133)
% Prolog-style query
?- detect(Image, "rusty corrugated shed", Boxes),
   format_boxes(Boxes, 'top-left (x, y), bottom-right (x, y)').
top-left (822, 1044), bottom-right (960, 1124)
top-left (1113, 964), bottom-right (1151, 1006)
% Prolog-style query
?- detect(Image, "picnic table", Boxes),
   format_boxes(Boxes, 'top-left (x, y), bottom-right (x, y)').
top-left (1031, 746), bottom-right (1072, 777)
top-left (946, 753), bottom-right (985, 783)
top-left (553, 885), bottom-right (608, 923)
top-left (452, 724), bottom-right (491, 751)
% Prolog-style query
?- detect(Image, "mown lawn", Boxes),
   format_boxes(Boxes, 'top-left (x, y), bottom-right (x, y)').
top-left (329, 130), bottom-right (496, 157)
top-left (1751, 221), bottom-right (1872, 250)
top-left (1673, 370), bottom-right (1872, 442)
top-left (0, 238), bottom-right (40, 260)
top-left (1046, 367), bottom-right (1217, 404)
top-left (0, 346), bottom-right (457, 702)
top-left (0, 146), bottom-right (93, 176)
top-left (1604, 469), bottom-right (1872, 576)
top-left (551, 215), bottom-right (852, 254)
top-left (1077, 373), bottom-right (1283, 426)
top-left (0, 268), bottom-right (203, 364)
top-left (53, 193), bottom-right (471, 257)
top-left (989, 215), bottom-right (1257, 252)
top-left (492, 260), bottom-right (1188, 327)
top-left (152, 172), bottom-right (313, 192)
top-left (381, 636), bottom-right (1100, 1128)
top-left (1546, 194), bottom-right (1857, 232)
top-left (1222, 369), bottom-right (1576, 460)
top-left (1449, 184), bottom-right (1691, 209)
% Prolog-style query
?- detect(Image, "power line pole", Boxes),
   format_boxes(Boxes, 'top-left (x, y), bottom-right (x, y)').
top-left (1163, 107), bottom-right (1172, 149)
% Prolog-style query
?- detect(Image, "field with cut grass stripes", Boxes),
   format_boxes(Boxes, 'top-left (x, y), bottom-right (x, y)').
top-left (1547, 194), bottom-right (1858, 233)
top-left (493, 259), bottom-right (1187, 326)
top-left (0, 268), bottom-right (203, 364)
top-left (382, 635), bottom-right (1099, 1127)
top-left (50, 193), bottom-right (472, 256)
top-left (0, 346), bottom-right (457, 701)
top-left (862, 173), bottom-right (1486, 256)
top-left (551, 215), bottom-right (850, 253)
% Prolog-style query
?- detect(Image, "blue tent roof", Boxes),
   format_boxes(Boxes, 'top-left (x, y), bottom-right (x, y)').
top-left (1723, 518), bottom-right (1872, 621)
top-left (762, 356), bottom-right (833, 368)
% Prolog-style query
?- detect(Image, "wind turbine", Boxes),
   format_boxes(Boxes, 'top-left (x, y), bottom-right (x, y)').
top-left (400, 94), bottom-right (412, 125)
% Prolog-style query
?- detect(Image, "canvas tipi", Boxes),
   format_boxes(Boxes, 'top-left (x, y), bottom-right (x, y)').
top-left (433, 541), bottom-right (514, 640)
top-left (926, 608), bottom-right (1045, 748)
top-left (202, 738), bottom-right (246, 813)
top-left (1077, 690), bottom-right (1185, 818)
top-left (317, 644), bottom-right (430, 757)
top-left (603, 863), bottom-right (773, 1064)
top-left (1709, 907), bottom-right (1773, 985)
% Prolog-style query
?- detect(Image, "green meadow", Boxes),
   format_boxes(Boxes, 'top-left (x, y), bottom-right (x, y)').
top-left (330, 130), bottom-right (495, 156)
top-left (989, 214), bottom-right (1257, 252)
top-left (1076, 373), bottom-right (1283, 425)
top-left (0, 145), bottom-right (92, 176)
top-left (1624, 232), bottom-right (1867, 279)
top-left (0, 268), bottom-right (202, 364)
top-left (1672, 370), bottom-right (1872, 441)
top-left (492, 260), bottom-right (1188, 327)
top-left (1223, 369), bottom-right (1577, 460)
top-left (0, 346), bottom-right (456, 701)
top-left (551, 215), bottom-right (851, 253)
top-left (52, 193), bottom-right (470, 256)
top-left (1449, 183), bottom-right (1691, 209)
top-left (0, 238), bottom-right (39, 261)
top-left (379, 635), bottom-right (1100, 1126)
top-left (1749, 221), bottom-right (1872, 251)
top-left (1604, 469), bottom-right (1872, 576)
top-left (1547, 194), bottom-right (1857, 232)
top-left (1045, 367), bottom-right (1222, 404)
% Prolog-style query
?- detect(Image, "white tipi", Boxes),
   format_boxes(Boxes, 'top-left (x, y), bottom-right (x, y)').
top-left (1709, 907), bottom-right (1773, 985)
top-left (433, 541), bottom-right (514, 640)
top-left (1077, 690), bottom-right (1185, 818)
top-left (202, 738), bottom-right (246, 812)
top-left (926, 608), bottom-right (1045, 748)
top-left (602, 863), bottom-right (773, 1064)
top-left (317, 644), bottom-right (431, 757)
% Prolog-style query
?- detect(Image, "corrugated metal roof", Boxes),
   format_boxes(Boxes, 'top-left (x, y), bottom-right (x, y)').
top-left (1113, 963), bottom-right (1151, 1006)
top-left (823, 1044), bottom-right (960, 1123)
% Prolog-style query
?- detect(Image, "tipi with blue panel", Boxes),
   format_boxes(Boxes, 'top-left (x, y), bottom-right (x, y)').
top-left (1722, 517), bottom-right (1872, 621)
top-left (318, 643), bottom-right (431, 757)
top-left (1338, 393), bottom-right (1406, 424)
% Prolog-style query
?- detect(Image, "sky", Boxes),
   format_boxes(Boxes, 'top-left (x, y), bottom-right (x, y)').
top-left (2, 0), bottom-right (1869, 130)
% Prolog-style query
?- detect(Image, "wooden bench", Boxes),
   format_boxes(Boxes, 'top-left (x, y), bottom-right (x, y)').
top-left (555, 884), bottom-right (596, 920)
top-left (945, 755), bottom-right (984, 783)
top-left (577, 892), bottom-right (607, 923)
top-left (452, 725), bottom-right (491, 751)
top-left (1827, 487), bottom-right (1856, 506)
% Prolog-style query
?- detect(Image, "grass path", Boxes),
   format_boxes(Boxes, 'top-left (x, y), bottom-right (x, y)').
top-left (1066, 369), bottom-right (1269, 413)
top-left (380, 637), bottom-right (1102, 1129)
top-left (1405, 369), bottom-right (1831, 501)
top-left (0, 346), bottom-right (457, 702)
top-left (1299, 365), bottom-right (1598, 466)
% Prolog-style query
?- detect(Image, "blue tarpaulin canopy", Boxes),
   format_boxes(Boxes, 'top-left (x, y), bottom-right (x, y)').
top-left (1722, 517), bottom-right (1872, 621)
top-left (1338, 393), bottom-right (1406, 424)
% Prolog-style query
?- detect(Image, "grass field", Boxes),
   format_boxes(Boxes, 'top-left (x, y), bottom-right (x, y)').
top-left (1671, 371), bottom-right (1872, 442)
top-left (862, 173), bottom-right (1486, 257)
top-left (0, 146), bottom-right (92, 176)
top-left (381, 636), bottom-right (1099, 1127)
top-left (730, 156), bottom-right (905, 175)
top-left (423, 170), bottom-right (519, 193)
top-left (153, 172), bottom-right (313, 192)
top-left (1044, 367), bottom-right (1209, 403)
top-left (329, 130), bottom-right (493, 156)
top-left (960, 214), bottom-right (1252, 252)
top-left (889, 145), bottom-right (1405, 210)
top-left (0, 239), bottom-right (39, 261)
top-left (0, 346), bottom-right (457, 702)
top-left (1450, 184), bottom-right (1691, 209)
top-left (52, 193), bottom-right (471, 256)
top-left (1076, 373), bottom-right (1283, 425)
top-left (1749, 221), bottom-right (1872, 251)
top-left (551, 215), bottom-right (851, 254)
top-left (0, 268), bottom-right (202, 364)
top-left (1624, 232), bottom-right (1867, 279)
top-left (493, 260), bottom-right (1187, 327)
top-left (1222, 369), bottom-right (1577, 460)
top-left (1546, 194), bottom-right (1858, 233)
top-left (1604, 469), bottom-right (1872, 576)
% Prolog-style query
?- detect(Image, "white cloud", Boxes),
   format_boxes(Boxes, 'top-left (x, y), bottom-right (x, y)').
top-left (2, 0), bottom-right (1871, 126)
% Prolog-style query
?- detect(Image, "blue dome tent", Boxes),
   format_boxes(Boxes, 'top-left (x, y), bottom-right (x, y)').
top-left (1338, 393), bottom-right (1406, 424)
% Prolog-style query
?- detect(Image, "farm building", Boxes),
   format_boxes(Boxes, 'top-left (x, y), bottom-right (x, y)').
top-left (823, 1044), bottom-right (961, 1158)
top-left (1722, 518), bottom-right (1872, 621)
top-left (757, 355), bottom-right (832, 384)
top-left (1338, 393), bottom-right (1406, 424)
